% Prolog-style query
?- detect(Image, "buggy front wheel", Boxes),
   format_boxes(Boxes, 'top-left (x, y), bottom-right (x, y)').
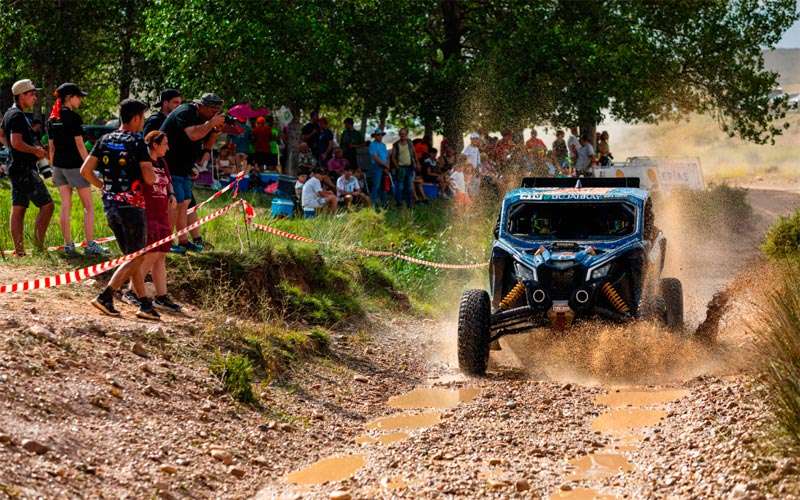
top-left (457, 289), bottom-right (491, 375)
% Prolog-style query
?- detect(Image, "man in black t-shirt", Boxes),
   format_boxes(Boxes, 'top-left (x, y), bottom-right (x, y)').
top-left (160, 93), bottom-right (224, 252)
top-left (0, 79), bottom-right (54, 256)
top-left (144, 89), bottom-right (182, 135)
top-left (301, 110), bottom-right (321, 158)
top-left (80, 99), bottom-right (159, 320)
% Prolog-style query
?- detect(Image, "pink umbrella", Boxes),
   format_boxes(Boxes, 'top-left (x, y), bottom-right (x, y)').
top-left (228, 103), bottom-right (271, 121)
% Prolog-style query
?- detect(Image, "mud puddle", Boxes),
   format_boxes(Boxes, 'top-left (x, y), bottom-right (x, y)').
top-left (281, 385), bottom-right (479, 490)
top-left (567, 453), bottom-right (635, 481)
top-left (550, 486), bottom-right (619, 499)
top-left (387, 386), bottom-right (480, 409)
top-left (355, 431), bottom-right (409, 445)
top-left (286, 454), bottom-right (366, 485)
top-left (549, 387), bottom-right (689, 499)
top-left (590, 408), bottom-right (667, 435)
top-left (595, 389), bottom-right (690, 408)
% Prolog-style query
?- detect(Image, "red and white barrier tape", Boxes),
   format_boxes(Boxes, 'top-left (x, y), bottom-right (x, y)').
top-left (46, 171), bottom-right (247, 252)
top-left (249, 222), bottom-right (487, 270)
top-left (1, 201), bottom-right (244, 294)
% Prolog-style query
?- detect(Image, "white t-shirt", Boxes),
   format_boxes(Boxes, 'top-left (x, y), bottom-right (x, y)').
top-left (301, 176), bottom-right (324, 208)
top-left (450, 171), bottom-right (466, 193)
top-left (461, 144), bottom-right (481, 168)
top-left (574, 143), bottom-right (595, 172)
top-left (336, 175), bottom-right (360, 196)
top-left (567, 135), bottom-right (580, 156)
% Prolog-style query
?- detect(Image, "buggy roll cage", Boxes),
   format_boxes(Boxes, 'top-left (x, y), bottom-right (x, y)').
top-left (520, 177), bottom-right (641, 188)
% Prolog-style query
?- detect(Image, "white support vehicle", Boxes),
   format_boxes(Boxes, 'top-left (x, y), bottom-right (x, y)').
top-left (593, 157), bottom-right (705, 192)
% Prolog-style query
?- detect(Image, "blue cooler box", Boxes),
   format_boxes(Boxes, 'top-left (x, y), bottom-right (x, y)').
top-left (422, 183), bottom-right (439, 200)
top-left (271, 198), bottom-right (295, 218)
top-left (234, 176), bottom-right (250, 192)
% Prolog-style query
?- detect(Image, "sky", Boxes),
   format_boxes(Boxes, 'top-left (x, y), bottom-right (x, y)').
top-left (778, 19), bottom-right (800, 48)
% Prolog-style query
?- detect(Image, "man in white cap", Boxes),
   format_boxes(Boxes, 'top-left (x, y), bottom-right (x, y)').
top-left (462, 131), bottom-right (482, 170)
top-left (0, 79), bottom-right (54, 256)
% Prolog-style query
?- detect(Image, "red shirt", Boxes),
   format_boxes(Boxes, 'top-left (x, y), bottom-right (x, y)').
top-left (252, 125), bottom-right (273, 153)
top-left (143, 157), bottom-right (172, 227)
top-left (526, 137), bottom-right (546, 151)
top-left (414, 142), bottom-right (428, 162)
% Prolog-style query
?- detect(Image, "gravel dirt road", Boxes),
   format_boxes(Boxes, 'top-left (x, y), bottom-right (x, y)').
top-left (1, 187), bottom-right (799, 499)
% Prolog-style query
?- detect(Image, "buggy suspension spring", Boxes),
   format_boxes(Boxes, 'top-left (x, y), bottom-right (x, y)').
top-left (499, 282), bottom-right (526, 310)
top-left (601, 282), bottom-right (630, 315)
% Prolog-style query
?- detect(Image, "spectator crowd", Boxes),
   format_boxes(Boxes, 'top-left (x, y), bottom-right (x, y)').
top-left (0, 77), bottom-right (613, 320)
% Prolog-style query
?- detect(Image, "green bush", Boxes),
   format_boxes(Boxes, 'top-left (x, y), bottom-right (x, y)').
top-left (209, 353), bottom-right (256, 403)
top-left (754, 263), bottom-right (800, 448)
top-left (763, 210), bottom-right (800, 259)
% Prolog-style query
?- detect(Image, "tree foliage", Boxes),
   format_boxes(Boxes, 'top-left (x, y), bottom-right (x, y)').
top-left (0, 0), bottom-right (795, 144)
top-left (482, 0), bottom-right (798, 144)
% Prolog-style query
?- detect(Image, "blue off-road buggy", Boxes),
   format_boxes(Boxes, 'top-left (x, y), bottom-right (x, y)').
top-left (457, 177), bottom-right (683, 375)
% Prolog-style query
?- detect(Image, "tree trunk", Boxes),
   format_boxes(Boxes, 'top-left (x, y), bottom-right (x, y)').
top-left (285, 103), bottom-right (301, 175)
top-left (118, 0), bottom-right (135, 101)
top-left (360, 101), bottom-right (371, 136)
top-left (423, 121), bottom-right (434, 147)
top-left (0, 78), bottom-right (13, 114)
top-left (440, 0), bottom-right (465, 151)
top-left (378, 106), bottom-right (388, 131)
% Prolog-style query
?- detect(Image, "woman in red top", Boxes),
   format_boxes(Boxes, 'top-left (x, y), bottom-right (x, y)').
top-left (140, 130), bottom-right (182, 314)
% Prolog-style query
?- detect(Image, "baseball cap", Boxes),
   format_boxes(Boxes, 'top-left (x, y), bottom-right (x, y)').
top-left (469, 132), bottom-right (480, 140)
top-left (158, 88), bottom-right (181, 105)
top-left (372, 128), bottom-right (386, 136)
top-left (56, 82), bottom-right (88, 98)
top-left (198, 93), bottom-right (223, 107)
top-left (12, 79), bottom-right (41, 96)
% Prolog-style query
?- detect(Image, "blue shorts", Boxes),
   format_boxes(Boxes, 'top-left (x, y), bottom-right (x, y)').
top-left (171, 175), bottom-right (193, 203)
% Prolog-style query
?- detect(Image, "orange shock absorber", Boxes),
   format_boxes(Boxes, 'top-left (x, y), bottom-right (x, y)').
top-left (601, 282), bottom-right (630, 315)
top-left (499, 282), bottom-right (526, 310)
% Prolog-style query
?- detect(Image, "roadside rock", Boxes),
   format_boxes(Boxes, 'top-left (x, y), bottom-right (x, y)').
top-left (132, 343), bottom-right (150, 358)
top-left (159, 465), bottom-right (178, 474)
top-left (329, 490), bottom-right (351, 500)
top-left (211, 448), bottom-right (234, 465)
top-left (22, 439), bottom-right (50, 455)
top-left (515, 479), bottom-right (531, 492)
top-left (229, 465), bottom-right (246, 479)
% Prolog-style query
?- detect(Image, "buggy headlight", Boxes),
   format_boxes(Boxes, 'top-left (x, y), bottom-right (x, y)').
top-left (589, 262), bottom-right (612, 280)
top-left (514, 261), bottom-right (537, 282)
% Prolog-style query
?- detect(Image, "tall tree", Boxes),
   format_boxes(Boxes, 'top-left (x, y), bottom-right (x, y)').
top-left (483, 0), bottom-right (798, 144)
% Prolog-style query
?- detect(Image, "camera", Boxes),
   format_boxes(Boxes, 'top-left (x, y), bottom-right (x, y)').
top-left (223, 114), bottom-right (239, 125)
top-left (37, 158), bottom-right (52, 179)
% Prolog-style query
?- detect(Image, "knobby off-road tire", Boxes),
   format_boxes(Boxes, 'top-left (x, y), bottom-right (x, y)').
top-left (660, 277), bottom-right (684, 331)
top-left (457, 289), bottom-right (491, 376)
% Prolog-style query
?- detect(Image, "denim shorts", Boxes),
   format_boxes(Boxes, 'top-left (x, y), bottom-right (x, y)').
top-left (10, 169), bottom-right (53, 208)
top-left (171, 175), bottom-right (193, 203)
top-left (104, 202), bottom-right (147, 255)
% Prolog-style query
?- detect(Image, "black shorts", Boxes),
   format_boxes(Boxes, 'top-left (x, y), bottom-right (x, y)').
top-left (104, 202), bottom-right (147, 255)
top-left (10, 169), bottom-right (53, 208)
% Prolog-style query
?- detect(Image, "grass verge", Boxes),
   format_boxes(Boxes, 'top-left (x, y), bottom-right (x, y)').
top-left (753, 262), bottom-right (800, 449)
